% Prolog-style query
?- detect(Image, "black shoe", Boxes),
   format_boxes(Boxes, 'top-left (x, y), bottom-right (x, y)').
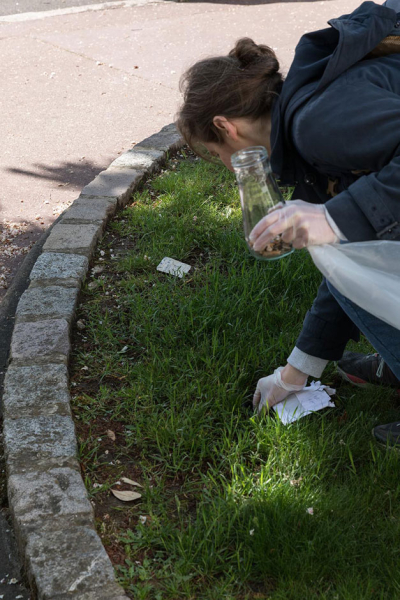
top-left (372, 422), bottom-right (400, 448)
top-left (337, 351), bottom-right (400, 390)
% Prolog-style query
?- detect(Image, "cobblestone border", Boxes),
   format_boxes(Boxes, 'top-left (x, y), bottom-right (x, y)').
top-left (2, 124), bottom-right (184, 600)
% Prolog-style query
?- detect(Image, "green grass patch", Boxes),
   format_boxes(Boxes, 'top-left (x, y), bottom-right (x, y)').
top-left (71, 152), bottom-right (400, 600)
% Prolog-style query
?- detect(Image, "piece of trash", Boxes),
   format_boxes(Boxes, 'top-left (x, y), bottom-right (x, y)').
top-left (139, 515), bottom-right (147, 524)
top-left (121, 477), bottom-right (143, 488)
top-left (76, 319), bottom-right (86, 330)
top-left (306, 507), bottom-right (314, 515)
top-left (290, 477), bottom-right (303, 487)
top-left (249, 529), bottom-right (255, 536)
top-left (107, 430), bottom-right (116, 441)
top-left (273, 381), bottom-right (335, 425)
top-left (119, 345), bottom-right (128, 353)
top-left (111, 489), bottom-right (141, 502)
top-left (157, 257), bottom-right (191, 278)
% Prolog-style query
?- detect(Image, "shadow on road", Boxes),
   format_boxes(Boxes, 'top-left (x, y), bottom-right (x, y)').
top-left (2, 155), bottom-right (115, 300)
top-left (6, 157), bottom-right (110, 190)
top-left (0, 214), bottom-right (44, 303)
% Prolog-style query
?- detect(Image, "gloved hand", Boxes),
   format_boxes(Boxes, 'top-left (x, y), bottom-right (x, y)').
top-left (253, 367), bottom-right (307, 414)
top-left (249, 200), bottom-right (339, 250)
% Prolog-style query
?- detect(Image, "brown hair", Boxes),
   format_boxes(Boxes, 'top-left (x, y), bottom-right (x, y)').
top-left (176, 38), bottom-right (283, 154)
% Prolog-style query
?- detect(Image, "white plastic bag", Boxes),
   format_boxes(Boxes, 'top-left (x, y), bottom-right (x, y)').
top-left (308, 240), bottom-right (400, 331)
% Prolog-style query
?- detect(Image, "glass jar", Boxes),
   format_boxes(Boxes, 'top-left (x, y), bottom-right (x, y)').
top-left (231, 146), bottom-right (293, 261)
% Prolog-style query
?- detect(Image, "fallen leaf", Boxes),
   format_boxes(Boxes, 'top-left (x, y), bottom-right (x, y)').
top-left (107, 430), bottom-right (116, 441)
top-left (111, 489), bottom-right (141, 502)
top-left (121, 477), bottom-right (143, 488)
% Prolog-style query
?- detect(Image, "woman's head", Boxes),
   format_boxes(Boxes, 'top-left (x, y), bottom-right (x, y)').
top-left (176, 38), bottom-right (283, 169)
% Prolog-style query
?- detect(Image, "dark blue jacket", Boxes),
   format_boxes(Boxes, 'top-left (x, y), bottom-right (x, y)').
top-left (270, 1), bottom-right (400, 359)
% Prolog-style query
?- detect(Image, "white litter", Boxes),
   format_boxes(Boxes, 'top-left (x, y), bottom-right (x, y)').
top-left (156, 257), bottom-right (191, 278)
top-left (273, 381), bottom-right (335, 425)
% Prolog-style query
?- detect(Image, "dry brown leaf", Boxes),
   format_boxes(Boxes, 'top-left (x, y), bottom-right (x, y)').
top-left (107, 430), bottom-right (116, 441)
top-left (111, 489), bottom-right (141, 502)
top-left (121, 477), bottom-right (143, 488)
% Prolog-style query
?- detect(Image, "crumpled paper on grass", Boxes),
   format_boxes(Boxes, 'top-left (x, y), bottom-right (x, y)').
top-left (273, 380), bottom-right (335, 425)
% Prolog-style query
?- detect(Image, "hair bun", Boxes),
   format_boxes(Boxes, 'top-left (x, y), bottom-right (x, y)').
top-left (229, 37), bottom-right (279, 72)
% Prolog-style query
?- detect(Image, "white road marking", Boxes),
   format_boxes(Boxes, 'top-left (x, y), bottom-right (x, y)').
top-left (0, 0), bottom-right (163, 23)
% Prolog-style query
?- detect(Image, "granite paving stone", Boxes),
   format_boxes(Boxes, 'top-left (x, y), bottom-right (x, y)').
top-left (25, 527), bottom-right (117, 599)
top-left (55, 590), bottom-right (129, 600)
top-left (61, 197), bottom-right (118, 225)
top-left (109, 147), bottom-right (164, 171)
top-left (29, 252), bottom-right (88, 285)
top-left (137, 123), bottom-right (183, 152)
top-left (80, 168), bottom-right (144, 205)
top-left (10, 319), bottom-right (70, 364)
top-left (4, 416), bottom-right (77, 475)
top-left (42, 223), bottom-right (102, 256)
top-left (3, 364), bottom-right (71, 418)
top-left (8, 468), bottom-right (93, 536)
top-left (16, 286), bottom-right (79, 323)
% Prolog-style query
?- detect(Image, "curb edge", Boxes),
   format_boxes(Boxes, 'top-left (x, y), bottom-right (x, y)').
top-left (2, 123), bottom-right (184, 599)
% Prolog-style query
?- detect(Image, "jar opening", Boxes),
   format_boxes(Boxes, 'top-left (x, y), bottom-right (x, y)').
top-left (231, 146), bottom-right (269, 169)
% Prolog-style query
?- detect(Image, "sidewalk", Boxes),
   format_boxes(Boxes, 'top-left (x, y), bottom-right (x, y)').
top-left (0, 0), bottom-right (361, 299)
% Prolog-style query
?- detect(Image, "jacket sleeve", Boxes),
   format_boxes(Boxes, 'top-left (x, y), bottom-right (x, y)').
top-left (295, 278), bottom-right (360, 360)
top-left (293, 70), bottom-right (400, 241)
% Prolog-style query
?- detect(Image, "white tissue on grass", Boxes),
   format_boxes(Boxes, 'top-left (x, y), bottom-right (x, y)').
top-left (157, 257), bottom-right (191, 278)
top-left (273, 380), bottom-right (335, 425)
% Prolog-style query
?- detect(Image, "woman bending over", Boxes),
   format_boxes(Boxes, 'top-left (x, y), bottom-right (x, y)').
top-left (177, 1), bottom-right (400, 448)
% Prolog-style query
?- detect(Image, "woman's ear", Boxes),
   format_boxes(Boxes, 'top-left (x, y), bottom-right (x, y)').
top-left (212, 116), bottom-right (239, 141)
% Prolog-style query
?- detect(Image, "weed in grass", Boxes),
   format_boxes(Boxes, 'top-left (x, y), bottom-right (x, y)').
top-left (71, 153), bottom-right (400, 600)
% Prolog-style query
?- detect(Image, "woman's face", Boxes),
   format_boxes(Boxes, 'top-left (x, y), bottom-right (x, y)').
top-left (202, 116), bottom-right (271, 171)
top-left (202, 140), bottom-right (244, 171)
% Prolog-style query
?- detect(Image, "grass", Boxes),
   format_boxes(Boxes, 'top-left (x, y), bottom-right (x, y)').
top-left (70, 151), bottom-right (400, 600)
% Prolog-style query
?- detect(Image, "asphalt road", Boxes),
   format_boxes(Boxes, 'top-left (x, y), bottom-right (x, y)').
top-left (0, 0), bottom-right (122, 17)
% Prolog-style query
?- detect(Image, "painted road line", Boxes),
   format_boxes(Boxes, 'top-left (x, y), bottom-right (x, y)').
top-left (0, 0), bottom-right (163, 23)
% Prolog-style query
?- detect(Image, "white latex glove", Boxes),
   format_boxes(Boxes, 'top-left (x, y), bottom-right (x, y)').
top-left (253, 367), bottom-right (307, 414)
top-left (249, 200), bottom-right (339, 250)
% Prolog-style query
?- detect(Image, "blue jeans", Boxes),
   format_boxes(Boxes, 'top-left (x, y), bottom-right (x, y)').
top-left (326, 281), bottom-right (400, 380)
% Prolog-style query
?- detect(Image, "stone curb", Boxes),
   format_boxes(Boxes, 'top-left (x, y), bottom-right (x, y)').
top-left (2, 123), bottom-right (184, 599)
